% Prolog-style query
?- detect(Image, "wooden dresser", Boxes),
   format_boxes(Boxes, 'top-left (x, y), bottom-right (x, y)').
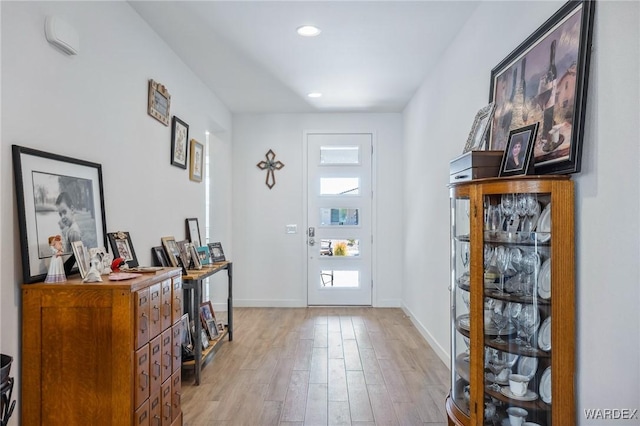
top-left (21, 268), bottom-right (183, 426)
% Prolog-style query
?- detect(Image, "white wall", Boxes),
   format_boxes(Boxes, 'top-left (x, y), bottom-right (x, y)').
top-left (232, 113), bottom-right (403, 308)
top-left (403, 1), bottom-right (640, 424)
top-left (0, 3), bottom-right (232, 423)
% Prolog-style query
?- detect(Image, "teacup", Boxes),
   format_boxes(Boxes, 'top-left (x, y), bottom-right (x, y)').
top-left (506, 407), bottom-right (528, 426)
top-left (508, 374), bottom-right (530, 397)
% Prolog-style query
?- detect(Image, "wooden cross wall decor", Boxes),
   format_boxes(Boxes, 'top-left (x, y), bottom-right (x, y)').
top-left (256, 149), bottom-right (285, 189)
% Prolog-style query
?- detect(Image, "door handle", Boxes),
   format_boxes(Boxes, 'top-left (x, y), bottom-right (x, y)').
top-left (308, 238), bottom-right (315, 246)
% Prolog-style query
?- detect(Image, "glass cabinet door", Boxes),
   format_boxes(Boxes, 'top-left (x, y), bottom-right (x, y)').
top-left (450, 194), bottom-right (471, 417)
top-left (482, 191), bottom-right (552, 425)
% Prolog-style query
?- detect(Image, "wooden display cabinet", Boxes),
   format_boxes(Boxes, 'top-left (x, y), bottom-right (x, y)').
top-left (21, 268), bottom-right (183, 426)
top-left (446, 176), bottom-right (574, 426)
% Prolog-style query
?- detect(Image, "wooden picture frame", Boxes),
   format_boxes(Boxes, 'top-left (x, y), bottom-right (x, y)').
top-left (463, 102), bottom-right (496, 153)
top-left (161, 236), bottom-right (181, 268)
top-left (199, 301), bottom-right (218, 339)
top-left (186, 217), bottom-right (202, 248)
top-left (176, 240), bottom-right (192, 271)
top-left (107, 231), bottom-right (139, 268)
top-left (12, 145), bottom-right (108, 283)
top-left (151, 246), bottom-right (169, 267)
top-left (488, 0), bottom-right (595, 174)
top-left (499, 124), bottom-right (539, 177)
top-left (71, 240), bottom-right (89, 279)
top-left (170, 116), bottom-right (189, 169)
top-left (208, 242), bottom-right (226, 263)
top-left (147, 79), bottom-right (171, 126)
top-left (189, 139), bottom-right (204, 182)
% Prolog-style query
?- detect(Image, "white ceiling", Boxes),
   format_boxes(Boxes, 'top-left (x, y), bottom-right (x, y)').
top-left (130, 1), bottom-right (479, 113)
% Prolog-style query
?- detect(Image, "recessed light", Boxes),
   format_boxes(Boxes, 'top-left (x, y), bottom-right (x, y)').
top-left (297, 25), bottom-right (321, 37)
top-left (307, 92), bottom-right (322, 98)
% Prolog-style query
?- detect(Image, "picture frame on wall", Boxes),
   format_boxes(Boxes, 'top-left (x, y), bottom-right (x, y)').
top-left (107, 231), bottom-right (139, 267)
top-left (488, 0), bottom-right (595, 175)
top-left (208, 242), bottom-right (226, 263)
top-left (463, 102), bottom-right (496, 153)
top-left (499, 123), bottom-right (539, 177)
top-left (147, 79), bottom-right (171, 126)
top-left (186, 217), bottom-right (202, 248)
top-left (12, 145), bottom-right (108, 283)
top-left (189, 139), bottom-right (204, 182)
top-left (170, 116), bottom-right (189, 169)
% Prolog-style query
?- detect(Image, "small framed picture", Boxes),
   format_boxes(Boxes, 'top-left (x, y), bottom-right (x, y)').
top-left (463, 102), bottom-right (496, 153)
top-left (170, 116), bottom-right (189, 169)
top-left (161, 236), bottom-right (181, 268)
top-left (71, 240), bottom-right (89, 279)
top-left (499, 123), bottom-right (539, 177)
top-left (107, 231), bottom-right (139, 267)
top-left (199, 301), bottom-right (218, 339)
top-left (208, 242), bottom-right (226, 263)
top-left (151, 246), bottom-right (169, 267)
top-left (147, 79), bottom-right (171, 126)
top-left (179, 313), bottom-right (192, 347)
top-left (197, 246), bottom-right (210, 265)
top-left (201, 329), bottom-right (210, 349)
top-left (176, 240), bottom-right (192, 271)
top-left (189, 139), bottom-right (204, 182)
top-left (189, 243), bottom-right (202, 270)
top-left (186, 218), bottom-right (201, 248)
top-left (216, 321), bottom-right (225, 333)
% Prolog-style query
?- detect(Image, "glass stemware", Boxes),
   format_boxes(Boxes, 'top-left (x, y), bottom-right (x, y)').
top-left (525, 193), bottom-right (541, 232)
top-left (520, 305), bottom-right (540, 352)
top-left (515, 193), bottom-right (528, 232)
top-left (491, 301), bottom-right (509, 344)
top-left (500, 194), bottom-right (515, 232)
top-left (486, 204), bottom-right (503, 239)
top-left (495, 246), bottom-right (511, 295)
top-left (461, 242), bottom-right (470, 276)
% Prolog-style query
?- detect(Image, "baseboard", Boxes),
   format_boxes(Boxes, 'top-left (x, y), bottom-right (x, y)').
top-left (232, 299), bottom-right (307, 308)
top-left (401, 303), bottom-right (451, 369)
top-left (375, 298), bottom-right (402, 308)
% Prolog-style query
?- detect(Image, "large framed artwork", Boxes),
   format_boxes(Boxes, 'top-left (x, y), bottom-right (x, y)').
top-left (488, 0), bottom-right (595, 175)
top-left (12, 145), bottom-right (107, 283)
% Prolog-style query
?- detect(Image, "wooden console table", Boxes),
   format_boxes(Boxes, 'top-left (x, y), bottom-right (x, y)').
top-left (181, 261), bottom-right (233, 385)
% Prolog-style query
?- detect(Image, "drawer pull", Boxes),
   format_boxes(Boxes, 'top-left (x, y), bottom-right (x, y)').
top-left (455, 174), bottom-right (468, 180)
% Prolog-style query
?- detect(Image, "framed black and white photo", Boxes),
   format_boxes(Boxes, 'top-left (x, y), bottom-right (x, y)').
top-left (71, 240), bottom-right (89, 279)
top-left (463, 102), bottom-right (496, 153)
top-left (186, 217), bottom-right (202, 248)
top-left (180, 313), bottom-right (192, 347)
top-left (171, 116), bottom-right (189, 169)
top-left (152, 246), bottom-right (169, 267)
top-left (499, 124), bottom-right (539, 177)
top-left (107, 231), bottom-right (139, 267)
top-left (189, 243), bottom-right (202, 270)
top-left (488, 0), bottom-right (595, 174)
top-left (161, 236), bottom-right (181, 268)
top-left (12, 145), bottom-right (107, 283)
top-left (208, 242), bottom-right (226, 263)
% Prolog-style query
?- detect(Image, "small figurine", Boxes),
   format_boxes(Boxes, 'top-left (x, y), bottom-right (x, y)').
top-left (45, 235), bottom-right (66, 283)
top-left (82, 248), bottom-right (103, 283)
top-left (102, 252), bottom-right (114, 274)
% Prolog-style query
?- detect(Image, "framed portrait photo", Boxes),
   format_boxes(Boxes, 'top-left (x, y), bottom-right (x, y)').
top-left (161, 236), bottom-right (181, 269)
top-left (12, 145), bottom-right (108, 283)
top-left (151, 246), bottom-right (169, 267)
top-left (196, 246), bottom-right (210, 266)
top-left (488, 0), bottom-right (595, 175)
top-left (147, 79), bottom-right (171, 126)
top-left (189, 139), bottom-right (204, 183)
top-left (71, 240), bottom-right (89, 279)
top-left (171, 116), bottom-right (189, 169)
top-left (107, 231), bottom-right (138, 267)
top-left (186, 217), bottom-right (201, 248)
top-left (499, 123), bottom-right (539, 177)
top-left (463, 102), bottom-right (496, 153)
top-left (199, 301), bottom-right (218, 339)
top-left (208, 242), bottom-right (226, 263)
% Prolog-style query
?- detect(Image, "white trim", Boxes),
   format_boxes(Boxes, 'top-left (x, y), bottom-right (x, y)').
top-left (233, 299), bottom-right (307, 308)
top-left (402, 303), bottom-right (451, 369)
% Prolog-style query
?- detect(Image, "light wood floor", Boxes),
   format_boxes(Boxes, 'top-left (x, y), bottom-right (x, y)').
top-left (181, 307), bottom-right (450, 426)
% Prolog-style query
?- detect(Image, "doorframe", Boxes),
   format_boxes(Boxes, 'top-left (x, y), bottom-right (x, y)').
top-left (302, 130), bottom-right (378, 306)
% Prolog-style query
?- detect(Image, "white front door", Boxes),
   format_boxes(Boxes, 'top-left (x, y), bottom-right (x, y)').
top-left (306, 133), bottom-right (373, 306)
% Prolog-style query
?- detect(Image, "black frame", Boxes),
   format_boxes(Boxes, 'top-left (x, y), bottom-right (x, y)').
top-left (463, 102), bottom-right (496, 153)
top-left (208, 242), bottom-right (226, 263)
top-left (185, 217), bottom-right (202, 247)
top-left (499, 124), bottom-right (539, 177)
top-left (488, 0), bottom-right (595, 174)
top-left (107, 231), bottom-right (139, 267)
top-left (171, 116), bottom-right (189, 169)
top-left (12, 145), bottom-right (107, 283)
top-left (152, 246), bottom-right (169, 267)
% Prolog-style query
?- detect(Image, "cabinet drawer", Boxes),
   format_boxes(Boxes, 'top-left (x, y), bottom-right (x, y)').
top-left (171, 322), bottom-right (182, 374)
top-left (171, 370), bottom-right (181, 423)
top-left (150, 335), bottom-right (162, 394)
top-left (150, 389), bottom-right (162, 426)
top-left (136, 288), bottom-right (151, 349)
top-left (134, 399), bottom-right (150, 426)
top-left (149, 283), bottom-right (162, 339)
top-left (135, 345), bottom-right (150, 409)
top-left (172, 277), bottom-right (183, 324)
top-left (161, 279), bottom-right (173, 331)
top-left (161, 328), bottom-right (173, 383)
top-left (161, 380), bottom-right (172, 426)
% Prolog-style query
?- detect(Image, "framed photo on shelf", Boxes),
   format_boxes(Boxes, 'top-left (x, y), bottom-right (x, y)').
top-left (107, 231), bottom-right (139, 267)
top-left (197, 246), bottom-right (210, 265)
top-left (161, 236), bottom-right (181, 268)
top-left (147, 79), bottom-right (171, 126)
top-left (201, 329), bottom-right (210, 349)
top-left (180, 313), bottom-right (192, 347)
top-left (488, 0), bottom-right (595, 174)
top-left (463, 102), bottom-right (496, 153)
top-left (71, 240), bottom-right (89, 279)
top-left (189, 139), bottom-right (204, 182)
top-left (499, 124), bottom-right (539, 177)
top-left (151, 246), bottom-right (169, 267)
top-left (176, 240), bottom-right (192, 271)
top-left (208, 242), bottom-right (226, 263)
top-left (186, 217), bottom-right (202, 247)
top-left (170, 116), bottom-right (189, 169)
top-left (12, 145), bottom-right (108, 283)
top-left (199, 301), bottom-right (218, 339)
